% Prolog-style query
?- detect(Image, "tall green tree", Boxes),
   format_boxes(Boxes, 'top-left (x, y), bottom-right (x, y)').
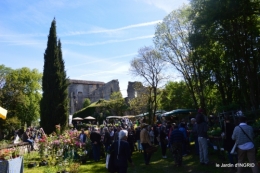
top-left (0, 66), bottom-right (41, 136)
top-left (2, 68), bottom-right (42, 126)
top-left (40, 19), bottom-right (69, 134)
top-left (189, 0), bottom-right (260, 111)
top-left (0, 65), bottom-right (12, 104)
top-left (160, 81), bottom-right (195, 111)
top-left (154, 5), bottom-right (208, 111)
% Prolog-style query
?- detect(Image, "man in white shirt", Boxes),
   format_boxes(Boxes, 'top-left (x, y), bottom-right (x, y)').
top-left (232, 116), bottom-right (259, 173)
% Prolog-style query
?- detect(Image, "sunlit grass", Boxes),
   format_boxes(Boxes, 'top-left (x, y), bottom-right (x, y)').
top-left (24, 145), bottom-right (256, 173)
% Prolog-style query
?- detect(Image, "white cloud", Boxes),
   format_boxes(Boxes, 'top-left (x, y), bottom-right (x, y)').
top-left (0, 20), bottom-right (158, 42)
top-left (141, 0), bottom-right (189, 13)
top-left (62, 20), bottom-right (162, 36)
top-left (63, 35), bottom-right (154, 47)
top-left (0, 32), bottom-right (153, 48)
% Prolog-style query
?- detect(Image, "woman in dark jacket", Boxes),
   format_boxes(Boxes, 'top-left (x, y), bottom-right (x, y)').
top-left (127, 128), bottom-right (135, 156)
top-left (160, 125), bottom-right (168, 158)
top-left (135, 127), bottom-right (142, 152)
top-left (222, 117), bottom-right (237, 171)
top-left (109, 130), bottom-right (134, 173)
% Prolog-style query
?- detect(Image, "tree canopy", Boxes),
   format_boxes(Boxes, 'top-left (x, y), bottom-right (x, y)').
top-left (189, 0), bottom-right (260, 111)
top-left (151, 1), bottom-right (260, 114)
top-left (0, 65), bottom-right (42, 139)
top-left (159, 81), bottom-right (195, 111)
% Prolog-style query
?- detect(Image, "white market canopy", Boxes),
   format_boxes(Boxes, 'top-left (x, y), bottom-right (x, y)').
top-left (106, 116), bottom-right (123, 119)
top-left (136, 110), bottom-right (166, 118)
top-left (161, 109), bottom-right (197, 117)
top-left (135, 112), bottom-right (149, 118)
top-left (123, 115), bottom-right (135, 118)
top-left (72, 117), bottom-right (83, 120)
top-left (84, 116), bottom-right (96, 120)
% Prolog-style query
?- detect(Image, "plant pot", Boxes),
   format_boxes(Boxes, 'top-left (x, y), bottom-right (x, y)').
top-left (57, 170), bottom-right (69, 173)
top-left (81, 158), bottom-right (87, 164)
top-left (28, 162), bottom-right (37, 168)
top-left (39, 160), bottom-right (48, 166)
top-left (80, 156), bottom-right (87, 164)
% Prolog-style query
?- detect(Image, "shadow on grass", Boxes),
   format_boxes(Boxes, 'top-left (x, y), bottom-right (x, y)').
top-left (23, 147), bottom-right (257, 173)
top-left (79, 148), bottom-right (232, 173)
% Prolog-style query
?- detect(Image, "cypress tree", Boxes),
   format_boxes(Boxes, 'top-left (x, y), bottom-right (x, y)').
top-left (40, 19), bottom-right (68, 134)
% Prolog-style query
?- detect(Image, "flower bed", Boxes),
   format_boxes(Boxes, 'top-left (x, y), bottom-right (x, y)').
top-left (0, 147), bottom-right (20, 160)
top-left (35, 127), bottom-right (91, 172)
top-left (0, 140), bottom-right (25, 160)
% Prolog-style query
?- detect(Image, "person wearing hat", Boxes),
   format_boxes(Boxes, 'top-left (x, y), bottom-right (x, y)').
top-left (108, 130), bottom-right (134, 173)
top-left (140, 123), bottom-right (152, 165)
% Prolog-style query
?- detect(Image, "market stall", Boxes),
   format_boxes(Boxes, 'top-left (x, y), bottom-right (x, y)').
top-left (160, 109), bottom-right (197, 123)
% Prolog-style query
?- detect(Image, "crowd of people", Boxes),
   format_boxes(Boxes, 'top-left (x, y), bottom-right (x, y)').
top-left (13, 126), bottom-right (46, 151)
top-left (86, 110), bottom-right (259, 173)
top-left (85, 112), bottom-right (203, 171)
top-left (8, 109), bottom-right (259, 173)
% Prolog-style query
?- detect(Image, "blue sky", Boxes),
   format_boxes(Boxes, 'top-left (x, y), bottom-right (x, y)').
top-left (0, 0), bottom-right (189, 97)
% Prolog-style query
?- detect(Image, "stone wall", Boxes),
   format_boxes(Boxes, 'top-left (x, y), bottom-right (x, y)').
top-left (127, 81), bottom-right (146, 100)
top-left (68, 79), bottom-right (105, 114)
top-left (68, 79), bottom-right (120, 115)
top-left (89, 79), bottom-right (120, 102)
top-left (68, 79), bottom-right (147, 115)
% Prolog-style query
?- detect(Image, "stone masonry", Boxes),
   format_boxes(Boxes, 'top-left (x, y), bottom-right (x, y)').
top-left (68, 79), bottom-right (144, 115)
top-left (68, 79), bottom-right (120, 115)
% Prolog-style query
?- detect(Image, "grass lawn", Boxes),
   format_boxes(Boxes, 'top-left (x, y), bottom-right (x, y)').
top-left (24, 146), bottom-right (256, 173)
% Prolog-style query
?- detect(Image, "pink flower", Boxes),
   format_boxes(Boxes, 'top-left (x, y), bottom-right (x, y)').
top-left (53, 140), bottom-right (60, 146)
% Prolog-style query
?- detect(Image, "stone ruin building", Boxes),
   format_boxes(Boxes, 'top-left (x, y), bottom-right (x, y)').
top-left (127, 81), bottom-right (146, 100)
top-left (68, 79), bottom-right (120, 114)
top-left (68, 79), bottom-right (145, 115)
